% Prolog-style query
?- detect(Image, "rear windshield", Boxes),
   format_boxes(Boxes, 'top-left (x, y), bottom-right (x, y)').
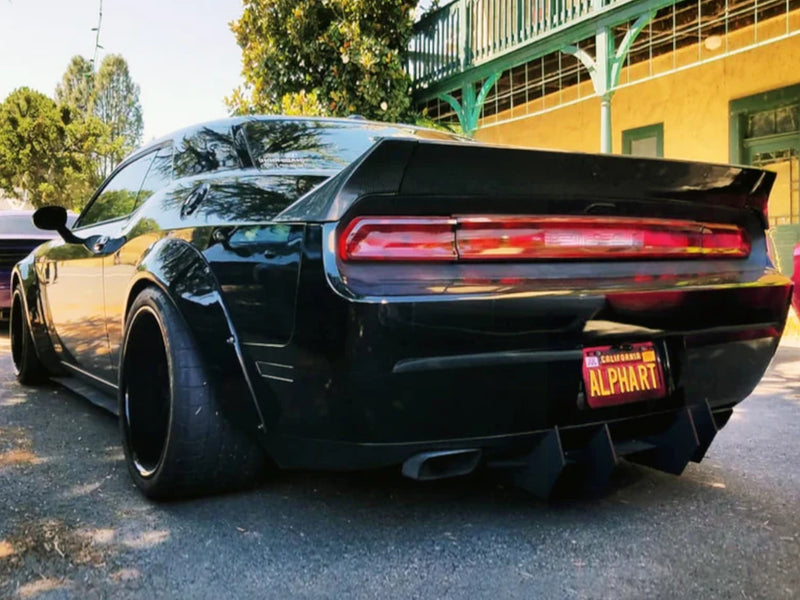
top-left (0, 214), bottom-right (38, 235)
top-left (242, 120), bottom-right (465, 171)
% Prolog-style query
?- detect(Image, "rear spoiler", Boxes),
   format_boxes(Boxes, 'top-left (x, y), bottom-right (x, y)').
top-left (276, 138), bottom-right (775, 224)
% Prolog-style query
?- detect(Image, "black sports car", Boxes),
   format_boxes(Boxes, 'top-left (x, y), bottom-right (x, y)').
top-left (10, 116), bottom-right (791, 499)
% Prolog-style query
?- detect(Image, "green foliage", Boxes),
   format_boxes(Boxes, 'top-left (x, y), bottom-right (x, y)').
top-left (55, 56), bottom-right (95, 114)
top-left (0, 54), bottom-right (142, 211)
top-left (228, 0), bottom-right (417, 123)
top-left (55, 54), bottom-right (143, 179)
top-left (0, 88), bottom-right (108, 209)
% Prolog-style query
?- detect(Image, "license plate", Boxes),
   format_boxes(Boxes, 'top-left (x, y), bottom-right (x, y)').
top-left (581, 342), bottom-right (666, 408)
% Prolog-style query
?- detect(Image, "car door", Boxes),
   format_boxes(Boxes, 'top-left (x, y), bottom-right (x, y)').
top-left (103, 144), bottom-right (174, 379)
top-left (43, 151), bottom-right (156, 384)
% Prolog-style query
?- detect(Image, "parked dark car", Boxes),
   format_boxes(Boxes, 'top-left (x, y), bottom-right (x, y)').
top-left (10, 116), bottom-right (791, 499)
top-left (1, 210), bottom-right (74, 321)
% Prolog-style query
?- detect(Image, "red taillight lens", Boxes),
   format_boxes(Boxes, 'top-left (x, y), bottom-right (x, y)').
top-left (456, 216), bottom-right (750, 260)
top-left (339, 216), bottom-right (751, 262)
top-left (339, 217), bottom-right (457, 261)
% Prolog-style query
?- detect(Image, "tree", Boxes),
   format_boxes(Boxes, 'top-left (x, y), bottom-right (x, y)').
top-left (227, 0), bottom-right (417, 123)
top-left (55, 55), bottom-right (95, 114)
top-left (54, 53), bottom-right (141, 179)
top-left (0, 87), bottom-right (108, 209)
top-left (92, 54), bottom-right (143, 176)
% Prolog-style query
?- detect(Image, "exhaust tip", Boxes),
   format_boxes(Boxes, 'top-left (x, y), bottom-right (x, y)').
top-left (401, 449), bottom-right (482, 481)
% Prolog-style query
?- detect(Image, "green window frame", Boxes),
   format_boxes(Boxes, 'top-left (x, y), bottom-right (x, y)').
top-left (729, 82), bottom-right (800, 164)
top-left (730, 83), bottom-right (800, 276)
top-left (622, 123), bottom-right (664, 157)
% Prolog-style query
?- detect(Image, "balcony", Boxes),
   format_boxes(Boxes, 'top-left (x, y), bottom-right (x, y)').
top-left (408, 0), bottom-right (675, 99)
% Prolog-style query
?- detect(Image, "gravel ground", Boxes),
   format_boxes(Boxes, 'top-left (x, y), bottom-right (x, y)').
top-left (0, 326), bottom-right (798, 599)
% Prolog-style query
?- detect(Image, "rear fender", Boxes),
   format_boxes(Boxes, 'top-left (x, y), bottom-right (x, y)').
top-left (126, 237), bottom-right (267, 438)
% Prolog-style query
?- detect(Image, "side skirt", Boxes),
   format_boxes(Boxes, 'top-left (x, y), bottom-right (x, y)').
top-left (53, 362), bottom-right (118, 415)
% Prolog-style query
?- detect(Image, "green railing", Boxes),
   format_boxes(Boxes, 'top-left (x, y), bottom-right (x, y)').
top-left (409, 0), bottom-right (609, 89)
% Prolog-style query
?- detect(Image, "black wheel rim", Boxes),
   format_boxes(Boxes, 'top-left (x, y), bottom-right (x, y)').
top-left (123, 308), bottom-right (171, 478)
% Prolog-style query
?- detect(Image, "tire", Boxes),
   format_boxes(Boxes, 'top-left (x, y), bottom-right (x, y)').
top-left (119, 287), bottom-right (266, 499)
top-left (10, 286), bottom-right (47, 385)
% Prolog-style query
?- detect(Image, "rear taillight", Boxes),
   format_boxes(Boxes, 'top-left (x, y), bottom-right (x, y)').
top-left (339, 217), bottom-right (457, 261)
top-left (339, 216), bottom-right (751, 262)
top-left (457, 216), bottom-right (749, 260)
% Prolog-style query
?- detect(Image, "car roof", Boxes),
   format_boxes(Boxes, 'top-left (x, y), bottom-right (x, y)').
top-left (134, 115), bottom-right (465, 161)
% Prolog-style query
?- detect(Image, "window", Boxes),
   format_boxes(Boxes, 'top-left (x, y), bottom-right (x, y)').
top-left (747, 106), bottom-right (799, 138)
top-left (241, 120), bottom-right (461, 171)
top-left (77, 152), bottom-right (155, 228)
top-left (731, 84), bottom-right (800, 228)
top-left (190, 175), bottom-right (328, 221)
top-left (731, 84), bottom-right (800, 166)
top-left (135, 145), bottom-right (173, 209)
top-left (731, 84), bottom-right (800, 275)
top-left (622, 123), bottom-right (664, 158)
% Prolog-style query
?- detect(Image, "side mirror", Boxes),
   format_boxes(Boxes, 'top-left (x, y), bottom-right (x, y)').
top-left (33, 206), bottom-right (67, 230)
top-left (33, 206), bottom-right (83, 244)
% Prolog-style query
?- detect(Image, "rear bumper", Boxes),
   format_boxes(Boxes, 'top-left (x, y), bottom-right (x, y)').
top-left (265, 401), bottom-right (734, 496)
top-left (248, 272), bottom-right (790, 466)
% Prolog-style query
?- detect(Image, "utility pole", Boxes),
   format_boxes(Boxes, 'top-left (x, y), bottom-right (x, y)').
top-left (91, 0), bottom-right (103, 72)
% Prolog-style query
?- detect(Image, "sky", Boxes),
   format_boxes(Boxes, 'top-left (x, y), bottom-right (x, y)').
top-left (0, 0), bottom-right (245, 142)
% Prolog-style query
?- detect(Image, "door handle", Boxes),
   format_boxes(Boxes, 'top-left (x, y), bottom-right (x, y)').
top-left (181, 183), bottom-right (210, 218)
top-left (93, 235), bottom-right (110, 253)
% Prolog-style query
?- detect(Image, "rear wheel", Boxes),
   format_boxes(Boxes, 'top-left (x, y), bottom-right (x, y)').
top-left (119, 287), bottom-right (266, 499)
top-left (10, 286), bottom-right (46, 384)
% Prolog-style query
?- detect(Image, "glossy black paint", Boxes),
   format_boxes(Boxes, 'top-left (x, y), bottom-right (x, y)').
top-left (11, 116), bottom-right (792, 475)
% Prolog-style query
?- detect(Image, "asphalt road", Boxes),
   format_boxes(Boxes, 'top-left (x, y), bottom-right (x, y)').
top-left (0, 328), bottom-right (798, 600)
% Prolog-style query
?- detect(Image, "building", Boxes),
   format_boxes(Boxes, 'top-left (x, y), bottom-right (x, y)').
top-left (409, 0), bottom-right (800, 272)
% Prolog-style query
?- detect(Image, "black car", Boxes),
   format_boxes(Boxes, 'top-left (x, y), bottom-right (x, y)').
top-left (10, 116), bottom-right (791, 499)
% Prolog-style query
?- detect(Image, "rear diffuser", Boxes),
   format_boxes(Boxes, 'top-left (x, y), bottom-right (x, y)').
top-left (507, 400), bottom-right (724, 499)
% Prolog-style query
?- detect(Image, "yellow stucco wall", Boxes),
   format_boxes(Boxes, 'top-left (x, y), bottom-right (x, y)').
top-left (474, 13), bottom-right (800, 163)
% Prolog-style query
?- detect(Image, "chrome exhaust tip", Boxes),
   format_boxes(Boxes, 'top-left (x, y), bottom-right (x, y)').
top-left (401, 449), bottom-right (482, 481)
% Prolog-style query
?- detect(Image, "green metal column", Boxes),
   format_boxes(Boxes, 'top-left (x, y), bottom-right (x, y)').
top-left (596, 26), bottom-right (614, 153)
top-left (600, 96), bottom-right (613, 153)
top-left (439, 72), bottom-right (502, 137)
top-left (563, 11), bottom-right (655, 153)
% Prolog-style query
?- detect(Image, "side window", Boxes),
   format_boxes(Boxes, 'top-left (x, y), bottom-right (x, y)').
top-left (622, 123), bottom-right (664, 158)
top-left (78, 153), bottom-right (155, 228)
top-left (191, 175), bottom-right (328, 221)
top-left (135, 145), bottom-right (173, 209)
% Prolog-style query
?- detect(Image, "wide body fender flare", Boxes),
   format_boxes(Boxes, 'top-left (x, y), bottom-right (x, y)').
top-left (124, 237), bottom-right (267, 439)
